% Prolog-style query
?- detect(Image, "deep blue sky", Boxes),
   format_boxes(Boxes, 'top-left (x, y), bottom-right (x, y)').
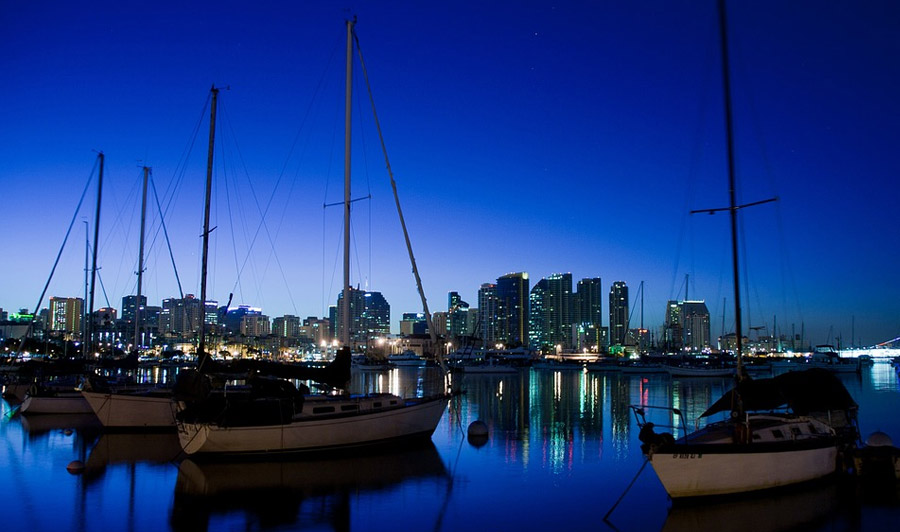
top-left (1, 1), bottom-right (898, 345)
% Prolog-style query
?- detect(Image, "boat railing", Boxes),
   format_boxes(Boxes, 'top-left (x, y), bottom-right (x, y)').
top-left (629, 405), bottom-right (690, 440)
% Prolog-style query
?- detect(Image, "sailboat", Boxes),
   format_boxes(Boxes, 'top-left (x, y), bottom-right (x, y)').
top-left (20, 153), bottom-right (106, 416)
top-left (81, 165), bottom-right (179, 428)
top-left (632, 0), bottom-right (859, 499)
top-left (173, 19), bottom-right (450, 456)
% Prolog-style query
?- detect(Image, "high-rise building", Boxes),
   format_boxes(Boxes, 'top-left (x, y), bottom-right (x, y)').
top-left (528, 273), bottom-right (572, 350)
top-left (240, 314), bottom-right (271, 337)
top-left (682, 301), bottom-right (711, 351)
top-left (664, 300), bottom-right (711, 352)
top-left (574, 277), bottom-right (603, 327)
top-left (477, 283), bottom-right (498, 344)
top-left (159, 294), bottom-right (216, 335)
top-left (448, 291), bottom-right (470, 339)
top-left (121, 295), bottom-right (147, 323)
top-left (273, 315), bottom-right (301, 338)
top-left (664, 300), bottom-right (683, 351)
top-left (221, 306), bottom-right (262, 334)
top-left (48, 297), bottom-right (83, 338)
top-left (336, 288), bottom-right (391, 348)
top-left (496, 272), bottom-right (529, 347)
top-left (300, 316), bottom-right (330, 346)
top-left (400, 312), bottom-right (428, 336)
top-left (609, 281), bottom-right (629, 346)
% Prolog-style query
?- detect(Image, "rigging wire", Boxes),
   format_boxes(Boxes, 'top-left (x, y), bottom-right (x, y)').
top-left (28, 156), bottom-right (98, 319)
top-left (149, 174), bottom-right (185, 298)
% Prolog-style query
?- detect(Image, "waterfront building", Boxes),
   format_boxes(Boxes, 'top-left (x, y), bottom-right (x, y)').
top-left (400, 312), bottom-right (428, 336)
top-left (93, 307), bottom-right (117, 327)
top-left (300, 316), bottom-right (330, 346)
top-left (240, 314), bottom-right (271, 337)
top-left (664, 300), bottom-right (711, 352)
top-left (448, 291), bottom-right (471, 339)
top-left (574, 277), bottom-right (603, 327)
top-left (48, 296), bottom-right (83, 339)
top-left (336, 288), bottom-right (390, 349)
top-left (574, 323), bottom-right (608, 352)
top-left (273, 315), bottom-right (301, 338)
top-left (159, 294), bottom-right (217, 335)
top-left (609, 281), bottom-right (628, 346)
top-left (121, 295), bottom-right (147, 323)
top-left (528, 273), bottom-right (573, 351)
top-left (477, 283), bottom-right (498, 344)
top-left (0, 310), bottom-right (33, 340)
top-left (496, 272), bottom-right (529, 347)
top-left (221, 305), bottom-right (262, 335)
top-left (432, 311), bottom-right (448, 336)
top-left (328, 305), bottom-right (337, 340)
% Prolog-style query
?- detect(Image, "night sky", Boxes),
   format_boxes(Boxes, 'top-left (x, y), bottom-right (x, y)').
top-left (1, 1), bottom-right (898, 346)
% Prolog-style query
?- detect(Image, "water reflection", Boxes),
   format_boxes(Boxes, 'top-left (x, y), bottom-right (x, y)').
top-left (170, 442), bottom-right (448, 532)
top-left (84, 432), bottom-right (181, 484)
top-left (1, 365), bottom-right (897, 532)
top-left (452, 369), bottom-right (743, 472)
top-left (662, 480), bottom-right (844, 532)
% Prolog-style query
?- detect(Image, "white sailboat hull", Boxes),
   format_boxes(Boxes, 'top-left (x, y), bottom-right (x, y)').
top-left (20, 392), bottom-right (94, 415)
top-left (649, 443), bottom-right (838, 498)
top-left (178, 395), bottom-right (449, 455)
top-left (82, 390), bottom-right (176, 428)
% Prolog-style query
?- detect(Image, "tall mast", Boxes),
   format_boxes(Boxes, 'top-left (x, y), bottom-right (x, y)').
top-left (86, 152), bottom-right (104, 357)
top-left (83, 220), bottom-right (89, 348)
top-left (640, 280), bottom-right (644, 331)
top-left (718, 0), bottom-right (743, 376)
top-left (134, 166), bottom-right (150, 352)
top-left (198, 87), bottom-right (218, 367)
top-left (341, 18), bottom-right (355, 348)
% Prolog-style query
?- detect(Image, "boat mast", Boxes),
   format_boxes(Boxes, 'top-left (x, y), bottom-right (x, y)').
top-left (198, 87), bottom-right (218, 368)
top-left (134, 166), bottom-right (149, 352)
top-left (341, 18), bottom-right (355, 348)
top-left (717, 0), bottom-right (744, 376)
top-left (83, 220), bottom-right (89, 348)
top-left (351, 25), bottom-right (443, 362)
top-left (86, 152), bottom-right (104, 358)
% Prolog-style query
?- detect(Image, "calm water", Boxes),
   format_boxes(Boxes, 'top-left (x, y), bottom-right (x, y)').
top-left (2, 362), bottom-right (899, 531)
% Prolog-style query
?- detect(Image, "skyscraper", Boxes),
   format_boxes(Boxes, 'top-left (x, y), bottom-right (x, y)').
top-left (272, 315), bottom-right (301, 338)
top-left (682, 301), bottom-right (711, 351)
top-left (48, 296), bottom-right (83, 338)
top-left (574, 277), bottom-right (603, 327)
top-left (496, 272), bottom-right (529, 347)
top-left (609, 281), bottom-right (629, 346)
top-left (336, 288), bottom-right (391, 348)
top-left (528, 273), bottom-right (572, 350)
top-left (664, 300), bottom-right (711, 352)
top-left (477, 283), bottom-right (498, 344)
top-left (121, 294), bottom-right (147, 323)
top-left (447, 291), bottom-right (470, 340)
top-left (159, 294), bottom-right (216, 335)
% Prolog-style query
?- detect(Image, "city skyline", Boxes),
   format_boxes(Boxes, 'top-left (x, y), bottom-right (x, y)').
top-left (2, 1), bottom-right (898, 346)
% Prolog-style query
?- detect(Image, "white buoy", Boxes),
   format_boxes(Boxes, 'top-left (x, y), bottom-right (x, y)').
top-left (865, 431), bottom-right (894, 447)
top-left (66, 460), bottom-right (84, 474)
top-left (468, 420), bottom-right (488, 437)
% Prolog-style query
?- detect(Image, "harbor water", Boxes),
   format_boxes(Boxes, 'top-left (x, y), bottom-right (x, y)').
top-left (2, 362), bottom-right (899, 531)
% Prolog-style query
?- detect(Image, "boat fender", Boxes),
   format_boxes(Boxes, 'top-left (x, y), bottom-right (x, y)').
top-left (467, 420), bottom-right (489, 448)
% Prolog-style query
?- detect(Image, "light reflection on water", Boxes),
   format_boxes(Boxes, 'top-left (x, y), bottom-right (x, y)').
top-left (1, 362), bottom-right (899, 531)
